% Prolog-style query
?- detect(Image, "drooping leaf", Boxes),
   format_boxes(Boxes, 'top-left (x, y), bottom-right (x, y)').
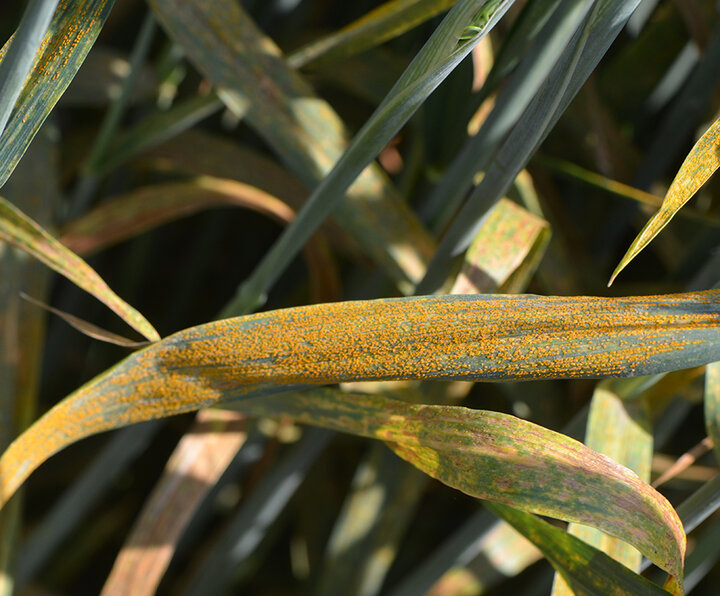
top-left (230, 389), bottom-right (684, 586)
top-left (0, 196), bottom-right (159, 342)
top-left (1, 290), bottom-right (718, 571)
top-left (611, 115), bottom-right (720, 285)
top-left (487, 503), bottom-right (672, 595)
top-left (0, 0), bottom-right (115, 187)
top-left (59, 177), bottom-right (339, 303)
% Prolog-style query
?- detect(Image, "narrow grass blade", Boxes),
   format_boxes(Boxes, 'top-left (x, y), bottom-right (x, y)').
top-left (553, 381), bottom-right (653, 595)
top-left (0, 196), bottom-right (159, 341)
top-left (487, 503), bottom-right (672, 595)
top-left (611, 115), bottom-right (720, 285)
top-left (418, 0), bottom-right (643, 294)
top-left (477, 0), bottom-right (562, 100)
top-left (149, 0), bottom-right (452, 299)
top-left (424, 0), bottom-right (592, 231)
top-left (704, 362), bottom-right (720, 463)
top-left (94, 94), bottom-right (223, 175)
top-left (535, 156), bottom-right (720, 227)
top-left (20, 293), bottom-right (152, 348)
top-left (287, 0), bottom-right (457, 69)
top-left (59, 177), bottom-right (339, 303)
top-left (100, 410), bottom-right (247, 596)
top-left (0, 0), bottom-right (59, 138)
top-left (0, 0), bottom-right (114, 188)
top-left (3, 290), bottom-right (720, 509)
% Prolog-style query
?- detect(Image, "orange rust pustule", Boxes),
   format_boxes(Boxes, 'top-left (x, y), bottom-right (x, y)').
top-left (2, 290), bottom-right (720, 508)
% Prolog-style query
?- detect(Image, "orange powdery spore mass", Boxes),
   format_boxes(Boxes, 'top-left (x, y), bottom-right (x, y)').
top-left (2, 291), bottom-right (720, 512)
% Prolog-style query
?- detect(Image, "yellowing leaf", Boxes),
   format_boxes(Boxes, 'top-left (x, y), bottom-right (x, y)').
top-left (0, 196), bottom-right (159, 342)
top-left (2, 290), bottom-right (720, 513)
top-left (611, 116), bottom-right (720, 285)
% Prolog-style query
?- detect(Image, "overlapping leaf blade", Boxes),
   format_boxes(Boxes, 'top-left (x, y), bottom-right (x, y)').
top-left (148, 0), bottom-right (442, 298)
top-left (488, 503), bottom-right (671, 595)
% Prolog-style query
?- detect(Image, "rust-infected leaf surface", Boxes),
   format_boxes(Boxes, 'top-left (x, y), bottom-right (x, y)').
top-left (0, 196), bottom-right (159, 342)
top-left (237, 389), bottom-right (683, 586)
top-left (611, 115), bottom-right (720, 284)
top-left (1, 290), bottom-right (718, 540)
top-left (0, 0), bottom-right (114, 187)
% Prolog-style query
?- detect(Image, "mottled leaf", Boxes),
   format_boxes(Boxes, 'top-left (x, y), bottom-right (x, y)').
top-left (232, 389), bottom-right (684, 586)
top-left (553, 381), bottom-right (653, 595)
top-left (1, 291), bottom-right (718, 578)
top-left (611, 115), bottom-right (720, 284)
top-left (0, 196), bottom-right (159, 342)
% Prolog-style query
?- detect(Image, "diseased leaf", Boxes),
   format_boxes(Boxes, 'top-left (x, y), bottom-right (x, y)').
top-left (611, 115), bottom-right (720, 284)
top-left (487, 503), bottom-right (672, 595)
top-left (553, 381), bottom-right (653, 595)
top-left (235, 389), bottom-right (685, 587)
top-left (451, 197), bottom-right (550, 294)
top-left (1, 290), bottom-right (718, 573)
top-left (0, 196), bottom-right (159, 342)
top-left (0, 0), bottom-right (114, 187)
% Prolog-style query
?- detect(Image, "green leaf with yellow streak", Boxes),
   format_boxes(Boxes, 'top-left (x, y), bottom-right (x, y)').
top-left (611, 115), bottom-right (720, 285)
top-left (0, 196), bottom-right (159, 342)
top-left (4, 290), bottom-right (720, 584)
top-left (0, 0), bottom-right (114, 187)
